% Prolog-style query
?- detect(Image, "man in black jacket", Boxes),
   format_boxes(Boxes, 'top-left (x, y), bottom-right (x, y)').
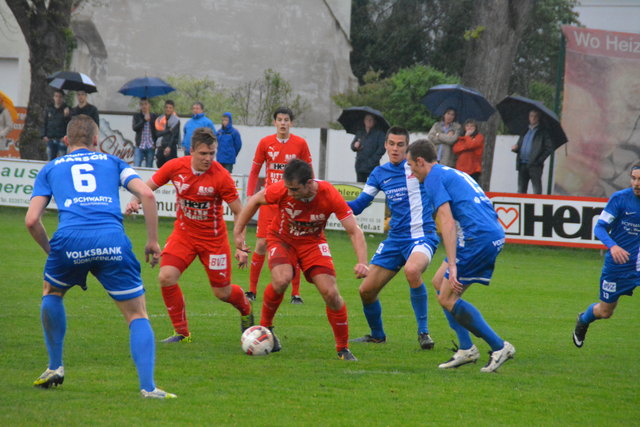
top-left (511, 110), bottom-right (555, 194)
top-left (154, 100), bottom-right (180, 167)
top-left (350, 114), bottom-right (386, 183)
top-left (42, 90), bottom-right (70, 160)
top-left (70, 91), bottom-right (99, 126)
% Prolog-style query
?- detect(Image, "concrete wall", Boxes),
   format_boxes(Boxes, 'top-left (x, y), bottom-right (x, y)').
top-left (0, 1), bottom-right (30, 106)
top-left (68, 0), bottom-right (357, 127)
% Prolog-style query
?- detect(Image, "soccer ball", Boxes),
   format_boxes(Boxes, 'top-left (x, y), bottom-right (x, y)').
top-left (241, 326), bottom-right (274, 356)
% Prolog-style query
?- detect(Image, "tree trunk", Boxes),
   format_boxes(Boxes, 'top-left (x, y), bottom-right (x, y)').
top-left (6, 0), bottom-right (73, 160)
top-left (462, 0), bottom-right (535, 191)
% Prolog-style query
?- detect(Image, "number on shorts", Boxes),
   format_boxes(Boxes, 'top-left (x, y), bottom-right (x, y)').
top-left (71, 164), bottom-right (97, 193)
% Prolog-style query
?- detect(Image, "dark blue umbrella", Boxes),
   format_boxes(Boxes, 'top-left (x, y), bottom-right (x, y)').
top-left (337, 106), bottom-right (390, 135)
top-left (47, 71), bottom-right (97, 93)
top-left (421, 84), bottom-right (495, 123)
top-left (118, 77), bottom-right (175, 98)
top-left (496, 95), bottom-right (568, 148)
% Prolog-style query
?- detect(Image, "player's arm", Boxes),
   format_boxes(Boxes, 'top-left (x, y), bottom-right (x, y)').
top-left (233, 189), bottom-right (267, 251)
top-left (247, 142), bottom-right (266, 196)
top-left (340, 214), bottom-right (369, 278)
top-left (25, 196), bottom-right (51, 254)
top-left (594, 214), bottom-right (629, 264)
top-left (347, 191), bottom-right (374, 215)
top-left (126, 177), bottom-right (161, 267)
top-left (436, 201), bottom-right (463, 292)
top-left (227, 198), bottom-right (251, 268)
top-left (126, 179), bottom-right (160, 214)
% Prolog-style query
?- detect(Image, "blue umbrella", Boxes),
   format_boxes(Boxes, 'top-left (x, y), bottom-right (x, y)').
top-left (421, 84), bottom-right (495, 123)
top-left (496, 95), bottom-right (568, 148)
top-left (118, 77), bottom-right (175, 98)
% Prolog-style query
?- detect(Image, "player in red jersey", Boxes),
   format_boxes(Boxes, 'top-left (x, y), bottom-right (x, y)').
top-left (245, 107), bottom-right (312, 304)
top-left (127, 128), bottom-right (253, 343)
top-left (234, 159), bottom-right (369, 360)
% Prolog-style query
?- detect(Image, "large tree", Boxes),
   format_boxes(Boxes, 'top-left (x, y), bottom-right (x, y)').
top-left (5, 0), bottom-right (74, 160)
top-left (461, 0), bottom-right (536, 190)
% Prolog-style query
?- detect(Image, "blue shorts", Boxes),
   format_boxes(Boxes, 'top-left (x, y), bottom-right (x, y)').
top-left (44, 228), bottom-right (144, 301)
top-left (599, 267), bottom-right (638, 303)
top-left (444, 236), bottom-right (505, 286)
top-left (370, 234), bottom-right (439, 272)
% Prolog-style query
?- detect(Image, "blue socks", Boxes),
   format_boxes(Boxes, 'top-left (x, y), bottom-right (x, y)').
top-left (410, 284), bottom-right (428, 334)
top-left (41, 295), bottom-right (66, 370)
top-left (436, 290), bottom-right (472, 350)
top-left (129, 318), bottom-right (155, 392)
top-left (451, 299), bottom-right (504, 351)
top-left (580, 303), bottom-right (597, 324)
top-left (363, 300), bottom-right (386, 339)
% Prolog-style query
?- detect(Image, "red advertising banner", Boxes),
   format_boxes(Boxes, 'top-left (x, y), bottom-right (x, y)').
top-left (555, 26), bottom-right (640, 197)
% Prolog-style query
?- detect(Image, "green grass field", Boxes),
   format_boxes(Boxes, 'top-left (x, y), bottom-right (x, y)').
top-left (0, 206), bottom-right (638, 426)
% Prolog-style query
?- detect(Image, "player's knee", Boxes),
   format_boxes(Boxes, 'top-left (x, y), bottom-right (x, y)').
top-left (212, 286), bottom-right (231, 301)
top-left (598, 305), bottom-right (615, 319)
top-left (322, 289), bottom-right (342, 309)
top-left (255, 239), bottom-right (267, 254)
top-left (403, 263), bottom-right (423, 283)
top-left (358, 283), bottom-right (377, 303)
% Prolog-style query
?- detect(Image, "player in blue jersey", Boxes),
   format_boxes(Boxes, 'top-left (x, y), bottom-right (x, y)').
top-left (25, 115), bottom-right (176, 399)
top-left (347, 127), bottom-right (439, 349)
top-left (407, 139), bottom-right (515, 373)
top-left (573, 164), bottom-right (640, 348)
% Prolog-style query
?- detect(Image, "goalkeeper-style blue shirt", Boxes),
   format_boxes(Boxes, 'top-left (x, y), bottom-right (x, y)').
top-left (348, 159), bottom-right (436, 240)
top-left (32, 148), bottom-right (139, 230)
top-left (594, 187), bottom-right (640, 274)
top-left (425, 164), bottom-right (503, 243)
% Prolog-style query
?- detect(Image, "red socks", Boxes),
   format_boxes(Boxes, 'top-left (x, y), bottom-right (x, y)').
top-left (226, 284), bottom-right (252, 316)
top-left (249, 252), bottom-right (265, 294)
top-left (161, 284), bottom-right (189, 336)
top-left (326, 303), bottom-right (349, 351)
top-left (291, 265), bottom-right (301, 297)
top-left (260, 283), bottom-right (285, 328)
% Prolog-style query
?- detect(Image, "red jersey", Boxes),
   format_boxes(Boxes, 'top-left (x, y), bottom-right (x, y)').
top-left (264, 180), bottom-right (352, 244)
top-left (151, 157), bottom-right (239, 238)
top-left (247, 134), bottom-right (312, 195)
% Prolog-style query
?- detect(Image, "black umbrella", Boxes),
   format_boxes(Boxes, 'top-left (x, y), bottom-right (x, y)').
top-left (47, 71), bottom-right (97, 93)
top-left (497, 95), bottom-right (568, 148)
top-left (337, 106), bottom-right (390, 135)
top-left (421, 83), bottom-right (495, 123)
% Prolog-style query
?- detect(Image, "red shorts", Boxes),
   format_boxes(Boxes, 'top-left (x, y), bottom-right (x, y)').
top-left (161, 230), bottom-right (231, 288)
top-left (267, 236), bottom-right (335, 282)
top-left (256, 204), bottom-right (278, 238)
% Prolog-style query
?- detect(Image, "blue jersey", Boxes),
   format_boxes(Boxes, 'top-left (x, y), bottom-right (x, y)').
top-left (595, 188), bottom-right (640, 274)
top-left (33, 149), bottom-right (139, 230)
top-left (425, 164), bottom-right (503, 242)
top-left (348, 160), bottom-right (436, 240)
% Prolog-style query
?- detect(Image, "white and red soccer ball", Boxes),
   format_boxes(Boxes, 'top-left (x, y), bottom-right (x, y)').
top-left (241, 326), bottom-right (274, 356)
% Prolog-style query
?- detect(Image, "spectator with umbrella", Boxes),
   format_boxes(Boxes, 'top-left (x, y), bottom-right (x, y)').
top-left (118, 77), bottom-right (177, 168)
top-left (421, 84), bottom-right (495, 169)
top-left (47, 71), bottom-right (99, 126)
top-left (453, 119), bottom-right (484, 183)
top-left (132, 98), bottom-right (158, 168)
top-left (338, 106), bottom-right (389, 183)
top-left (427, 108), bottom-right (461, 168)
top-left (42, 90), bottom-right (71, 160)
top-left (497, 95), bottom-right (567, 194)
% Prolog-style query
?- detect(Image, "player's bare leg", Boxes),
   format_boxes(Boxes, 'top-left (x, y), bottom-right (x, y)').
top-left (312, 273), bottom-right (356, 360)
